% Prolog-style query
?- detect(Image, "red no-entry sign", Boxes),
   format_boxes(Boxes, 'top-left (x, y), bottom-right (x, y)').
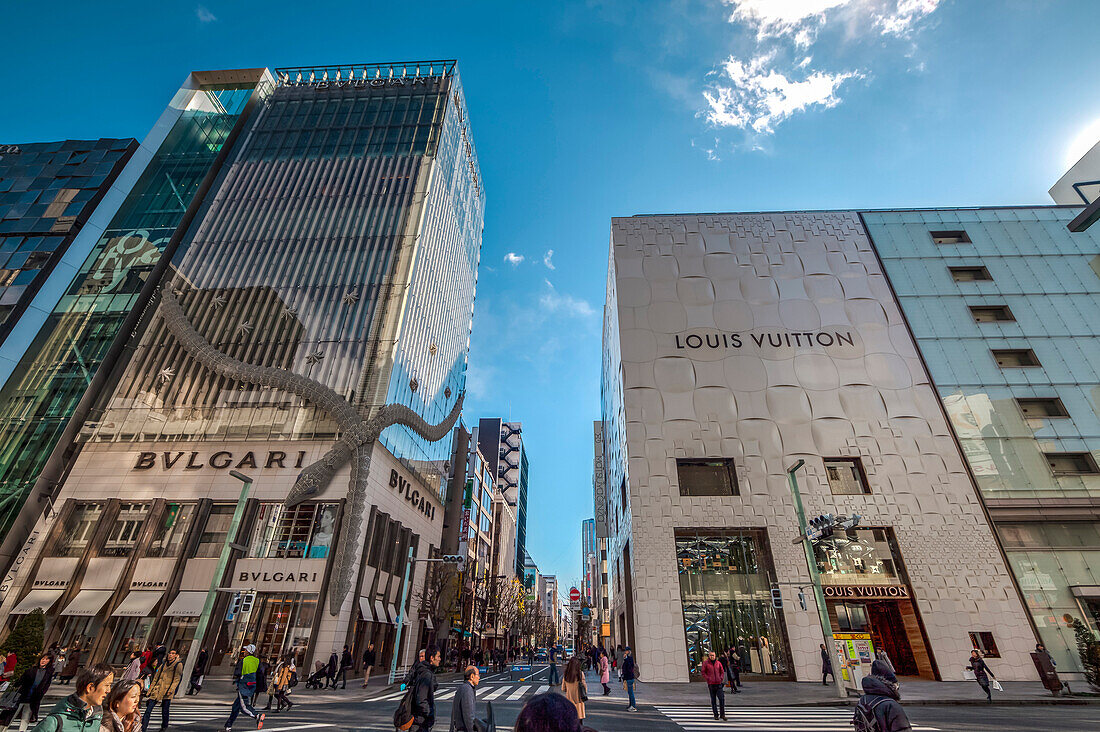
top-left (569, 587), bottom-right (581, 602)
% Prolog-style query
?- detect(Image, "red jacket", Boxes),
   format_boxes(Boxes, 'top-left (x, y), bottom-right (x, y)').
top-left (701, 658), bottom-right (725, 685)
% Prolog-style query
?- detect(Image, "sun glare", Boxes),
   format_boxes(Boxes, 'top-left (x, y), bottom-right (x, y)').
top-left (1065, 117), bottom-right (1100, 171)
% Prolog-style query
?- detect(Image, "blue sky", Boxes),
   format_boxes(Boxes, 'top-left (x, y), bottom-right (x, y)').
top-left (3, 1), bottom-right (1099, 590)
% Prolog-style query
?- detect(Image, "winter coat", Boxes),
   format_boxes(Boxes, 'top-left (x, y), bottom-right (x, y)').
top-left (30, 694), bottom-right (100, 732)
top-left (561, 677), bottom-right (586, 720)
top-left (235, 654), bottom-right (261, 696)
top-left (340, 650), bottom-right (353, 670)
top-left (121, 659), bottom-right (141, 683)
top-left (620, 655), bottom-right (636, 681)
top-left (858, 676), bottom-right (912, 732)
top-left (363, 648), bottom-right (376, 667)
top-left (821, 648), bottom-right (832, 674)
top-left (701, 658), bottom-right (725, 685)
top-left (148, 659), bottom-right (183, 701)
top-left (967, 657), bottom-right (994, 684)
top-left (408, 661), bottom-right (437, 728)
top-left (99, 712), bottom-right (136, 732)
top-left (449, 681), bottom-right (476, 732)
top-left (326, 654), bottom-right (338, 677)
top-left (272, 663), bottom-right (292, 692)
top-left (61, 652), bottom-right (80, 678)
top-left (15, 665), bottom-right (52, 706)
top-left (599, 656), bottom-right (610, 684)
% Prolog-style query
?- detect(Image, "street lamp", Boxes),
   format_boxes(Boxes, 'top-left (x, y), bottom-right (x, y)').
top-left (180, 469), bottom-right (253, 690)
top-left (786, 460), bottom-right (846, 700)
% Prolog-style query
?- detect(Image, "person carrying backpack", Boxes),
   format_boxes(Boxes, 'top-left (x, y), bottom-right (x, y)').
top-left (395, 649), bottom-right (439, 732)
top-left (853, 673), bottom-right (911, 732)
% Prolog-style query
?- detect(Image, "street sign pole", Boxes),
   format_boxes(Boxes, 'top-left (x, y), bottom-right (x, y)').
top-left (786, 460), bottom-right (846, 700)
top-left (180, 470), bottom-right (252, 690)
top-left (389, 545), bottom-right (416, 684)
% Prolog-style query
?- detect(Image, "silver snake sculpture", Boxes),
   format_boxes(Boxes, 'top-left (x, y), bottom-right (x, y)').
top-left (159, 286), bottom-right (463, 614)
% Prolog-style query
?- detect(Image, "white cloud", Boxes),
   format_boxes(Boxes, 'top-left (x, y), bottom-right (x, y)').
top-left (543, 249), bottom-right (556, 270)
top-left (722, 0), bottom-right (940, 42)
top-left (503, 252), bottom-right (525, 267)
top-left (539, 280), bottom-right (596, 318)
top-left (704, 54), bottom-right (861, 133)
top-left (196, 5), bottom-right (217, 22)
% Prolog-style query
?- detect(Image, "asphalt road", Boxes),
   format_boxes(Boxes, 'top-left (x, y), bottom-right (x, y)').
top-left (100, 666), bottom-right (1097, 732)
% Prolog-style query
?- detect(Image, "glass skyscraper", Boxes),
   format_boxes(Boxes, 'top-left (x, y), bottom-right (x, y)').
top-left (0, 62), bottom-right (483, 672)
top-left (865, 207), bottom-right (1100, 674)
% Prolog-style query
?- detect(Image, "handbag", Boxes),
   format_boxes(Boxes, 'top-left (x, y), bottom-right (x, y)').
top-left (579, 680), bottom-right (587, 703)
top-left (962, 668), bottom-right (976, 681)
top-left (991, 679), bottom-right (1003, 692)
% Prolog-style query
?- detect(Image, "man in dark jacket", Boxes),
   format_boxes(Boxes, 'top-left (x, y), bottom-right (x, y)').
top-left (856, 674), bottom-right (911, 732)
top-left (620, 647), bottom-right (637, 711)
top-left (821, 644), bottom-right (834, 686)
top-left (410, 649), bottom-right (440, 732)
top-left (449, 666), bottom-right (479, 732)
top-left (325, 652), bottom-right (339, 690)
top-left (338, 646), bottom-right (353, 689)
top-left (0, 654), bottom-right (52, 725)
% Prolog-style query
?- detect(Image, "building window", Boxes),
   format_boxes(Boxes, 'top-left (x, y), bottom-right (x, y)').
top-left (969, 305), bottom-right (1015, 322)
top-left (249, 503), bottom-right (338, 559)
top-left (824, 458), bottom-right (871, 495)
top-left (836, 603), bottom-right (869, 632)
top-left (930, 230), bottom-right (971, 244)
top-left (676, 458), bottom-right (739, 497)
top-left (193, 504), bottom-right (236, 558)
top-left (1044, 452), bottom-right (1100, 476)
top-left (147, 503), bottom-right (197, 558)
top-left (1016, 398), bottom-right (1069, 418)
top-left (101, 503), bottom-right (150, 557)
top-left (969, 631), bottom-right (1000, 658)
top-left (49, 502), bottom-right (104, 557)
top-left (619, 477), bottom-right (626, 513)
top-left (992, 349), bottom-right (1040, 368)
top-left (949, 266), bottom-right (992, 282)
top-left (815, 528), bottom-right (908, 585)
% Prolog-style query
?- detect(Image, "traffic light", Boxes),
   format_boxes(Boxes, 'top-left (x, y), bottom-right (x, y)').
top-left (808, 513), bottom-right (835, 539)
top-left (837, 514), bottom-right (862, 531)
top-left (770, 588), bottom-right (783, 609)
top-left (440, 554), bottom-right (466, 571)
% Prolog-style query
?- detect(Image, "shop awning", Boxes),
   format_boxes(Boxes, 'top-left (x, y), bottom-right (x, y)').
top-left (60, 589), bottom-right (114, 617)
top-left (358, 597), bottom-right (376, 622)
top-left (374, 600), bottom-right (390, 625)
top-left (163, 591), bottom-right (207, 617)
top-left (10, 589), bottom-right (64, 615)
top-left (112, 591), bottom-right (164, 618)
top-left (424, 616), bottom-right (434, 630)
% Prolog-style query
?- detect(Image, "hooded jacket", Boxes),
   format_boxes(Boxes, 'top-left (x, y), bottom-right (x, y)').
top-left (30, 694), bottom-right (100, 732)
top-left (858, 676), bottom-right (911, 732)
top-left (408, 660), bottom-right (437, 727)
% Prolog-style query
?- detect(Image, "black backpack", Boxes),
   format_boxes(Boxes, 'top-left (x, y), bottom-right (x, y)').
top-left (394, 682), bottom-right (416, 730)
top-left (851, 697), bottom-right (886, 732)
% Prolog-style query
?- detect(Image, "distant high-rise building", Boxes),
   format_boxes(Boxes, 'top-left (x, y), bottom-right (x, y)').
top-left (478, 418), bottom-right (530, 576)
top-left (581, 518), bottom-right (597, 606)
top-left (0, 61), bottom-right (484, 674)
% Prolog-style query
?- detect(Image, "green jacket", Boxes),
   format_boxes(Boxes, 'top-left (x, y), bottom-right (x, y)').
top-left (30, 694), bottom-right (100, 732)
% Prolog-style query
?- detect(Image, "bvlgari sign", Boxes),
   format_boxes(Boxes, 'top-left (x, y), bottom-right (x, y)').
top-left (390, 468), bottom-right (437, 522)
top-left (133, 450), bottom-right (308, 471)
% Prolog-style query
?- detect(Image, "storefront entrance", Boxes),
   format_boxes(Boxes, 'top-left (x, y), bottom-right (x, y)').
top-left (829, 599), bottom-right (928, 677)
top-left (225, 592), bottom-right (318, 666)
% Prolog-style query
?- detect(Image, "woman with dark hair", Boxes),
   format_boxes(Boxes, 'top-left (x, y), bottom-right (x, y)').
top-left (514, 692), bottom-right (582, 732)
top-left (559, 657), bottom-right (587, 724)
top-left (100, 680), bottom-right (141, 732)
top-left (32, 662), bottom-right (113, 732)
top-left (0, 654), bottom-right (53, 725)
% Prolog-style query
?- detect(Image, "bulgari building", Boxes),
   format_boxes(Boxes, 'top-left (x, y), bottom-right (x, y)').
top-left (0, 61), bottom-right (483, 673)
top-left (601, 212), bottom-right (1037, 682)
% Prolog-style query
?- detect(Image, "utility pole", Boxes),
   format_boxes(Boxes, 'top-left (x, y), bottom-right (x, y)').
top-left (389, 551), bottom-right (466, 683)
top-left (786, 460), bottom-right (846, 699)
top-left (180, 469), bottom-right (252, 689)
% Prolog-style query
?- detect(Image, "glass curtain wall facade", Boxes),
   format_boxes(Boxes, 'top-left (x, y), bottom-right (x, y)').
top-left (0, 139), bottom-right (137, 335)
top-left (864, 207), bottom-right (1100, 675)
top-left (0, 80), bottom-right (262, 540)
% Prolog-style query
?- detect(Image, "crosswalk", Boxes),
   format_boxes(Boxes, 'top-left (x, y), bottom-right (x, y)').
top-left (156, 702), bottom-right (336, 730)
top-left (366, 683), bottom-right (552, 705)
top-left (655, 706), bottom-right (941, 731)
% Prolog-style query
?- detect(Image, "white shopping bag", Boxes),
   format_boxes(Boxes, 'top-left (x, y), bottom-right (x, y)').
top-left (991, 679), bottom-right (1003, 692)
top-left (962, 668), bottom-right (975, 681)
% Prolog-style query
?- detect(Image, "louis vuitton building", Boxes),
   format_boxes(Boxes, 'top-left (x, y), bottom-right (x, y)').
top-left (601, 212), bottom-right (1040, 683)
top-left (0, 61), bottom-right (484, 673)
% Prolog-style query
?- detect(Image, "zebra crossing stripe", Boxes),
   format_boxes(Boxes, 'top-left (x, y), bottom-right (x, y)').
top-left (506, 687), bottom-right (528, 701)
top-left (481, 686), bottom-right (510, 701)
top-left (654, 706), bottom-right (939, 731)
top-left (366, 689), bottom-right (406, 702)
top-left (534, 685), bottom-right (549, 695)
top-left (437, 690), bottom-right (456, 700)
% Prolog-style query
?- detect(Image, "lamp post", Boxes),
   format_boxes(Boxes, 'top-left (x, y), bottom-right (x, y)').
top-left (180, 469), bottom-right (253, 691)
top-left (786, 460), bottom-right (846, 699)
top-left (389, 551), bottom-right (465, 683)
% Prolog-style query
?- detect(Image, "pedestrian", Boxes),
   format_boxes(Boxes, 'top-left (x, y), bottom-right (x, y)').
top-left (821, 644), bottom-right (834, 686)
top-left (2, 650), bottom-right (17, 686)
top-left (723, 648), bottom-right (741, 692)
top-left (52, 649), bottom-right (66, 683)
top-left (854, 670), bottom-right (911, 732)
top-left (270, 656), bottom-right (294, 713)
top-left (620, 646), bottom-right (637, 712)
top-left (187, 650), bottom-right (207, 696)
top-left (514, 692), bottom-right (583, 732)
top-left (408, 649), bottom-right (440, 732)
top-left (149, 645), bottom-right (167, 675)
top-left (338, 646), bottom-right (353, 689)
top-left (31, 662), bottom-right (114, 732)
top-left (262, 658), bottom-right (279, 712)
top-left (598, 650), bottom-right (610, 696)
top-left (559, 657), bottom-right (586, 724)
top-left (361, 643), bottom-right (376, 688)
top-left (1035, 643), bottom-right (1056, 668)
top-left (547, 647), bottom-right (560, 686)
top-left (966, 650), bottom-right (996, 702)
top-left (101, 680), bottom-right (142, 732)
top-left (0, 653), bottom-right (53, 725)
top-left (449, 666), bottom-right (479, 732)
top-left (121, 653), bottom-right (142, 684)
top-left (141, 648), bottom-right (182, 732)
top-left (700, 651), bottom-right (726, 720)
top-left (325, 651), bottom-right (338, 690)
top-left (60, 647), bottom-right (81, 685)
top-left (222, 645), bottom-right (265, 732)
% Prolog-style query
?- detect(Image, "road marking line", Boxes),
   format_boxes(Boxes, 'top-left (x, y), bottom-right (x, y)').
top-left (437, 690), bottom-right (456, 700)
top-left (535, 685), bottom-right (549, 695)
top-left (506, 687), bottom-right (528, 700)
top-left (481, 686), bottom-right (511, 701)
